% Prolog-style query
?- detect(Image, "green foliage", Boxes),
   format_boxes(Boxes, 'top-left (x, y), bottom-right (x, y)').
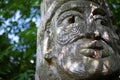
top-left (0, 0), bottom-right (40, 80)
top-left (109, 0), bottom-right (120, 27)
top-left (0, 0), bottom-right (120, 80)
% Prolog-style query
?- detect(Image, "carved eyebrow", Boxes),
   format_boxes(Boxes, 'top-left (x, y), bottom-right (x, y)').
top-left (57, 7), bottom-right (83, 19)
top-left (58, 10), bottom-right (83, 18)
top-left (56, 1), bottom-right (85, 18)
top-left (93, 8), bottom-right (107, 16)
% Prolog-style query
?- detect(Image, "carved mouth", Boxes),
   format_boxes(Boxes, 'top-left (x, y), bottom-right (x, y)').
top-left (79, 40), bottom-right (113, 59)
top-left (80, 49), bottom-right (110, 59)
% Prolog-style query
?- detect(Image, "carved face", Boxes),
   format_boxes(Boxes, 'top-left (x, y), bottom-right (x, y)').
top-left (51, 1), bottom-right (120, 80)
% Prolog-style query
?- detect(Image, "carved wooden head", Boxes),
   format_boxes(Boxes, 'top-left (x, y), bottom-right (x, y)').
top-left (37, 0), bottom-right (120, 80)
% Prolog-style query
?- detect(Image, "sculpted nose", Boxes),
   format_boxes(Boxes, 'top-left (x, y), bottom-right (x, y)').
top-left (85, 31), bottom-right (101, 40)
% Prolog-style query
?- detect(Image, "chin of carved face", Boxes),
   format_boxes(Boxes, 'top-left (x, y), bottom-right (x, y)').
top-left (55, 39), bottom-right (120, 79)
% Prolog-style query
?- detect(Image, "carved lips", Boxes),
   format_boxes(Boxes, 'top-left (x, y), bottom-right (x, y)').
top-left (79, 40), bottom-right (114, 59)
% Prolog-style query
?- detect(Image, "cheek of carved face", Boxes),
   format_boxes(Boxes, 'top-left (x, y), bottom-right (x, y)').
top-left (56, 23), bottom-right (85, 45)
top-left (55, 40), bottom-right (120, 79)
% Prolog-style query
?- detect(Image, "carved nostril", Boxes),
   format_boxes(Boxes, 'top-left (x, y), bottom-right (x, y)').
top-left (85, 32), bottom-right (101, 40)
top-left (85, 32), bottom-right (95, 39)
top-left (95, 35), bottom-right (101, 40)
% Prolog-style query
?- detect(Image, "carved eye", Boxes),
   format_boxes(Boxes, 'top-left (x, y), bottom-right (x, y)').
top-left (96, 19), bottom-right (107, 26)
top-left (62, 15), bottom-right (82, 26)
top-left (68, 16), bottom-right (75, 24)
top-left (101, 19), bottom-right (107, 26)
top-left (94, 15), bottom-right (108, 26)
top-left (62, 16), bottom-right (76, 25)
top-left (57, 10), bottom-right (84, 26)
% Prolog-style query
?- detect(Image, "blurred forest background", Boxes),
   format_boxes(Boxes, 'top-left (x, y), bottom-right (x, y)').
top-left (0, 0), bottom-right (120, 80)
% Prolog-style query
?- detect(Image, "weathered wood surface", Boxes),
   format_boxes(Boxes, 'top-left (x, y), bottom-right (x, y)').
top-left (35, 0), bottom-right (120, 80)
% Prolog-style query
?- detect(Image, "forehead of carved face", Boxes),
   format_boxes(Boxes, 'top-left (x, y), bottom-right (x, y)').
top-left (51, 1), bottom-right (120, 80)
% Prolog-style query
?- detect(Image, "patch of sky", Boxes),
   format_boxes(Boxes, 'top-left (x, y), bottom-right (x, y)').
top-left (0, 1), bottom-right (39, 63)
top-left (5, 0), bottom-right (9, 4)
top-left (8, 33), bottom-right (19, 43)
top-left (0, 28), bottom-right (4, 35)
top-left (30, 8), bottom-right (40, 27)
top-left (112, 4), bottom-right (117, 8)
top-left (0, 9), bottom-right (40, 44)
top-left (12, 10), bottom-right (21, 22)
